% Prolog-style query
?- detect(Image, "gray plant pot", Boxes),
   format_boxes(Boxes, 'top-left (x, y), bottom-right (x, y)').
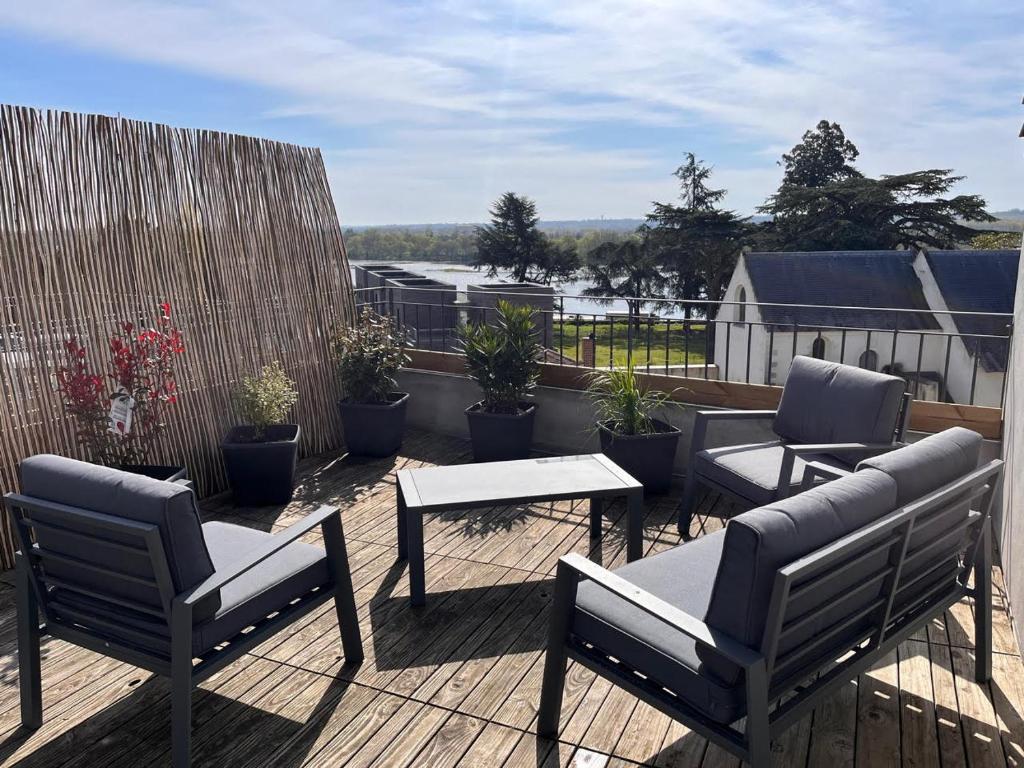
top-left (339, 392), bottom-right (409, 457)
top-left (598, 419), bottom-right (681, 494)
top-left (465, 401), bottom-right (536, 462)
top-left (221, 424), bottom-right (300, 506)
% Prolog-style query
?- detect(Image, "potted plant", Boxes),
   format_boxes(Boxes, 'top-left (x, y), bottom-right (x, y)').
top-left (333, 308), bottom-right (410, 457)
top-left (457, 300), bottom-right (541, 462)
top-left (56, 302), bottom-right (187, 481)
top-left (221, 361), bottom-right (300, 505)
top-left (586, 364), bottom-right (681, 494)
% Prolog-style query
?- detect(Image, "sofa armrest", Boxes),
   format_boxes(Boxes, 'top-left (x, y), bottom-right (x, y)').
top-left (557, 553), bottom-right (762, 669)
top-left (690, 409), bottom-right (778, 456)
top-left (175, 505), bottom-right (340, 609)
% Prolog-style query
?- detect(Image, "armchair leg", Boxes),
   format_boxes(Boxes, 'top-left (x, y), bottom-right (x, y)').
top-left (170, 662), bottom-right (192, 768)
top-left (677, 471), bottom-right (699, 539)
top-left (16, 553), bottom-right (41, 730)
top-left (322, 516), bottom-right (364, 664)
top-left (974, 518), bottom-right (992, 683)
top-left (537, 559), bottom-right (579, 737)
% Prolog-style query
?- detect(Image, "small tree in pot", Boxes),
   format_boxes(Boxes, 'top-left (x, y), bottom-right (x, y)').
top-left (457, 300), bottom-right (541, 462)
top-left (221, 361), bottom-right (301, 505)
top-left (586, 365), bottom-right (681, 494)
top-left (334, 308), bottom-right (410, 457)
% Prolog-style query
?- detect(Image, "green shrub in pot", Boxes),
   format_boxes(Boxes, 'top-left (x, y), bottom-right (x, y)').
top-left (333, 308), bottom-right (411, 457)
top-left (221, 361), bottom-right (301, 505)
top-left (457, 300), bottom-right (541, 461)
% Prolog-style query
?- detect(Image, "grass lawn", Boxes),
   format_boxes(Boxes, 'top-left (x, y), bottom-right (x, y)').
top-left (554, 318), bottom-right (710, 369)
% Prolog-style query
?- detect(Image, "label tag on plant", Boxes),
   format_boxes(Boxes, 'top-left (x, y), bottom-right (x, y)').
top-left (109, 388), bottom-right (135, 435)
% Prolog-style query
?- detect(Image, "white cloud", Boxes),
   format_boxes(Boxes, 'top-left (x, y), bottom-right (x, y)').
top-left (1, 0), bottom-right (1021, 222)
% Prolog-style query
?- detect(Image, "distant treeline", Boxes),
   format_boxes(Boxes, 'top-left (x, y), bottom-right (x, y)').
top-left (342, 226), bottom-right (630, 264)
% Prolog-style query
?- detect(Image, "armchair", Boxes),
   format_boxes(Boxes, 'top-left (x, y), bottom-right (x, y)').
top-left (6, 455), bottom-right (363, 768)
top-left (678, 356), bottom-right (911, 536)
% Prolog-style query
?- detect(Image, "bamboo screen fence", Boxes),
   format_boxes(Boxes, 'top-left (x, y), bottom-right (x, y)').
top-left (0, 104), bottom-right (355, 569)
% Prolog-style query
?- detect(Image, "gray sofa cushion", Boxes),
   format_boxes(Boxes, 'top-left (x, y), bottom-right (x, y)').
top-left (773, 356), bottom-right (905, 460)
top-left (855, 427), bottom-right (982, 506)
top-left (698, 467), bottom-right (898, 684)
top-left (19, 455), bottom-right (216, 616)
top-left (192, 521), bottom-right (330, 654)
top-left (49, 520), bottom-right (330, 656)
top-left (695, 441), bottom-right (849, 505)
top-left (573, 530), bottom-right (744, 724)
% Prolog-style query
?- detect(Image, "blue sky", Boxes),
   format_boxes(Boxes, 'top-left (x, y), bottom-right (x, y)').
top-left (1, 1), bottom-right (1021, 225)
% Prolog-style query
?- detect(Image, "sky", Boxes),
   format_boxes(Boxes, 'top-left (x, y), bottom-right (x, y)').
top-left (0, 1), bottom-right (1021, 226)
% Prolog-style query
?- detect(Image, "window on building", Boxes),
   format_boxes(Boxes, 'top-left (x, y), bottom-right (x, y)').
top-left (811, 336), bottom-right (826, 359)
top-left (736, 286), bottom-right (747, 323)
top-left (859, 349), bottom-right (879, 371)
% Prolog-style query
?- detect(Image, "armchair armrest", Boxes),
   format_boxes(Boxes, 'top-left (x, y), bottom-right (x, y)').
top-left (778, 442), bottom-right (902, 499)
top-left (799, 461), bottom-right (851, 492)
top-left (558, 553), bottom-right (762, 669)
top-left (176, 505), bottom-right (340, 608)
top-left (690, 409), bottom-right (778, 455)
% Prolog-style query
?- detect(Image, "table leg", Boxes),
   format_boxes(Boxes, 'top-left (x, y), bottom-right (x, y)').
top-left (589, 497), bottom-right (604, 539)
top-left (397, 485), bottom-right (408, 560)
top-left (626, 491), bottom-right (644, 562)
top-left (407, 502), bottom-right (425, 607)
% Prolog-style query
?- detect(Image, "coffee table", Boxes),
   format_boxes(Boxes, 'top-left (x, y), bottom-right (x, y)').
top-left (396, 453), bottom-right (644, 605)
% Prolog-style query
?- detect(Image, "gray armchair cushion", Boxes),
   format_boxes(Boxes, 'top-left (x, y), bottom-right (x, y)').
top-left (192, 521), bottom-right (330, 654)
top-left (773, 356), bottom-right (905, 460)
top-left (49, 521), bottom-right (330, 656)
top-left (694, 441), bottom-right (849, 506)
top-left (19, 455), bottom-right (216, 612)
top-left (573, 530), bottom-right (744, 724)
top-left (698, 467), bottom-right (898, 684)
top-left (855, 427), bottom-right (982, 506)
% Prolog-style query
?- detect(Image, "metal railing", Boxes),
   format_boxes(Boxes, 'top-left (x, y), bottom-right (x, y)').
top-left (354, 285), bottom-right (1013, 409)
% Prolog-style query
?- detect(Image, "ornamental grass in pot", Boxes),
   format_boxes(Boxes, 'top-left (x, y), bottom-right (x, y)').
top-left (221, 361), bottom-right (300, 506)
top-left (457, 300), bottom-right (541, 462)
top-left (586, 364), bottom-right (681, 494)
top-left (333, 308), bottom-right (410, 457)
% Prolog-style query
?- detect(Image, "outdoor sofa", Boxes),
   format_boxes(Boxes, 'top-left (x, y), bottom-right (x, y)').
top-left (5, 455), bottom-right (363, 768)
top-left (678, 355), bottom-right (912, 537)
top-left (539, 427), bottom-right (999, 768)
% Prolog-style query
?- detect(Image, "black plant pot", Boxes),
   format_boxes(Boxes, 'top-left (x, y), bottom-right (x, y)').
top-left (339, 392), bottom-right (409, 457)
top-left (221, 424), bottom-right (301, 506)
top-left (598, 419), bottom-right (681, 494)
top-left (119, 464), bottom-right (187, 483)
top-left (465, 401), bottom-right (536, 463)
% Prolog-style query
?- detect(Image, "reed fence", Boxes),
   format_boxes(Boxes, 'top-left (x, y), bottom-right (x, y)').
top-left (0, 104), bottom-right (355, 569)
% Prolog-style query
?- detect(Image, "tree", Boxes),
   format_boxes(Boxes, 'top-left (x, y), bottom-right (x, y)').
top-left (582, 237), bottom-right (664, 329)
top-left (472, 192), bottom-right (579, 283)
top-left (780, 120), bottom-right (861, 187)
top-left (761, 121), bottom-right (994, 250)
top-left (645, 154), bottom-right (750, 318)
top-left (970, 230), bottom-right (1022, 250)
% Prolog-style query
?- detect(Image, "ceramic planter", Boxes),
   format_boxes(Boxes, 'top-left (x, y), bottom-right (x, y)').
top-left (597, 419), bottom-right (681, 494)
top-left (339, 392), bottom-right (409, 457)
top-left (220, 424), bottom-right (300, 505)
top-left (465, 401), bottom-right (536, 462)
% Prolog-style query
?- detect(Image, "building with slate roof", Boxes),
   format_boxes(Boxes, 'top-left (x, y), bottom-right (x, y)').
top-left (715, 249), bottom-right (1018, 406)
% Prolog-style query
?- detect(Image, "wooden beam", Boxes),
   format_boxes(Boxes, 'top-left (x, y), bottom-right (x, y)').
top-left (403, 349), bottom-right (1003, 439)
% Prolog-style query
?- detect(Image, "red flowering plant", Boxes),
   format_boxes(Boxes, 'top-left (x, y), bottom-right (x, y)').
top-left (56, 302), bottom-right (185, 467)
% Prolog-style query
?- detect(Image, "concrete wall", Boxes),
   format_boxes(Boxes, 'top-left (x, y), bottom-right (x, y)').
top-left (998, 243), bottom-right (1024, 652)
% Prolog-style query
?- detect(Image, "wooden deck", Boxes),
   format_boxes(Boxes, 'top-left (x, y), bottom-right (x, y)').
top-left (1, 428), bottom-right (1023, 767)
